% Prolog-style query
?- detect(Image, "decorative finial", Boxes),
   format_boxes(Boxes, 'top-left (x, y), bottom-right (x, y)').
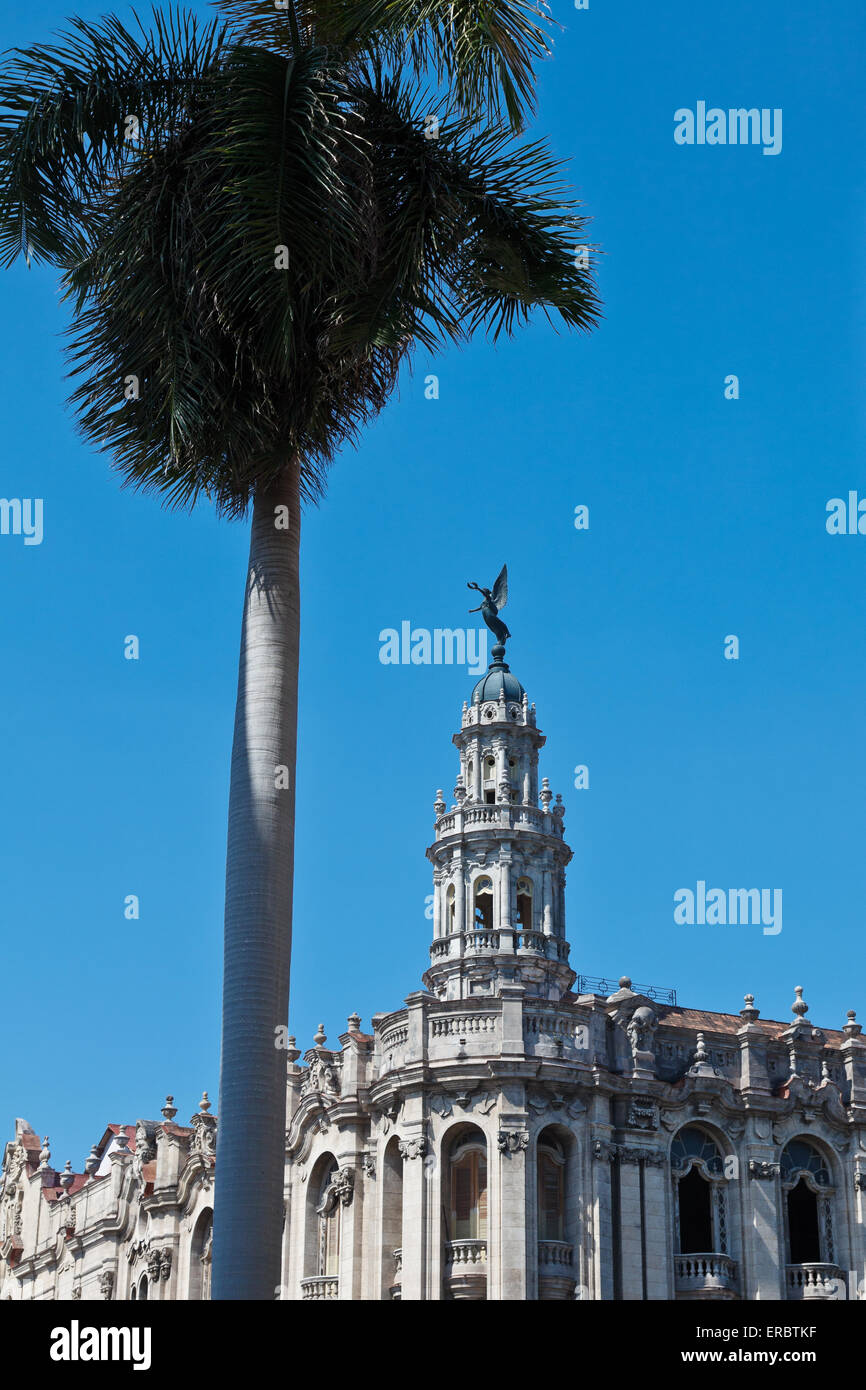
top-left (38, 1136), bottom-right (51, 1170)
top-left (552, 793), bottom-right (565, 821)
top-left (821, 1057), bottom-right (831, 1083)
top-left (314, 1023), bottom-right (327, 1047)
top-left (60, 1160), bottom-right (74, 1191)
top-left (844, 1010), bottom-right (862, 1038)
top-left (540, 777), bottom-right (552, 812)
top-left (619, 976), bottom-right (632, 990)
top-left (347, 1011), bottom-right (361, 1033)
top-left (161, 1095), bottom-right (177, 1122)
top-left (467, 565), bottom-right (510, 651)
top-left (84, 1144), bottom-right (100, 1176)
top-left (286, 1034), bottom-right (301, 1063)
top-left (740, 993), bottom-right (760, 1023)
top-left (114, 1128), bottom-right (129, 1152)
top-left (791, 986), bottom-right (809, 1018)
top-left (453, 775), bottom-right (467, 806)
top-left (198, 1092), bottom-right (211, 1114)
top-left (694, 1032), bottom-right (709, 1064)
top-left (434, 789), bottom-right (446, 816)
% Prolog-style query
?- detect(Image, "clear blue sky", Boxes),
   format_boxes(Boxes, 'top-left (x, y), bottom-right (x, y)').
top-left (2, 0), bottom-right (864, 1170)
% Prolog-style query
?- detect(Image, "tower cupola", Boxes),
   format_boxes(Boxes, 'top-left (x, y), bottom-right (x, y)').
top-left (423, 572), bottom-right (573, 1002)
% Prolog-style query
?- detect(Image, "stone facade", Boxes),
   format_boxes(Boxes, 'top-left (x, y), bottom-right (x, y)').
top-left (3, 649), bottom-right (865, 1301)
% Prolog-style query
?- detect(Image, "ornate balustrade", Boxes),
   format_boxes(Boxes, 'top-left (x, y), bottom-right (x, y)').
top-left (786, 1263), bottom-right (845, 1300)
top-left (300, 1276), bottom-right (339, 1301)
top-left (538, 1242), bottom-right (576, 1300)
top-left (431, 1013), bottom-right (497, 1038)
top-left (674, 1253), bottom-right (738, 1299)
top-left (444, 1239), bottom-right (487, 1301)
top-left (435, 804), bottom-right (562, 837)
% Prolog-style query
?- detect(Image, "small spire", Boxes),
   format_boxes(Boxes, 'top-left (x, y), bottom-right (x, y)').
top-left (286, 1034), bottom-right (301, 1063)
top-left (347, 1011), bottom-right (361, 1033)
top-left (434, 789), bottom-right (446, 816)
top-left (161, 1095), bottom-right (178, 1122)
top-left (38, 1136), bottom-right (51, 1170)
top-left (198, 1091), bottom-right (211, 1114)
top-left (314, 1023), bottom-right (327, 1047)
top-left (540, 777), bottom-right (552, 812)
top-left (60, 1160), bottom-right (74, 1191)
top-left (791, 985), bottom-right (809, 1018)
top-left (84, 1144), bottom-right (100, 1176)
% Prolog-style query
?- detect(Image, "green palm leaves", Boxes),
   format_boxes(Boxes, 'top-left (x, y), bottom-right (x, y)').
top-left (0, 5), bottom-right (599, 517)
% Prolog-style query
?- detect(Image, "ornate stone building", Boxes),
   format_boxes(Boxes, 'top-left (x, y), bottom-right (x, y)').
top-left (3, 646), bottom-right (865, 1300)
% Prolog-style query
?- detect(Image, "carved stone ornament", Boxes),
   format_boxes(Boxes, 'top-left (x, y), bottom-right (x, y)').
top-left (361, 1157), bottom-right (376, 1179)
top-left (854, 1171), bottom-right (866, 1192)
top-left (302, 1054), bottom-right (342, 1100)
top-left (749, 1160), bottom-right (780, 1180)
top-left (146, 1249), bottom-right (162, 1281)
top-left (70, 1285), bottom-right (82, 1301)
top-left (618, 1146), bottom-right (665, 1167)
top-left (627, 1099), bottom-right (658, 1131)
top-left (497, 1130), bottom-right (529, 1154)
top-left (160, 1250), bottom-right (172, 1281)
top-left (99, 1270), bottom-right (114, 1300)
top-left (593, 1139), bottom-right (616, 1163)
top-left (398, 1137), bottom-right (426, 1161)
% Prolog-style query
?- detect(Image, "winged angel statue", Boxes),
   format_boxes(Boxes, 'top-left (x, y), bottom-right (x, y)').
top-left (468, 565), bottom-right (511, 647)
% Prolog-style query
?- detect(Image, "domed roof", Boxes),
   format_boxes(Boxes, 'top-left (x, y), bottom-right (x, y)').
top-left (471, 659), bottom-right (525, 707)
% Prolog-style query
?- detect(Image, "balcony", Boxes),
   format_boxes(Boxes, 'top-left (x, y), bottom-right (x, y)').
top-left (538, 1241), bottom-right (576, 1301)
top-left (444, 1239), bottom-right (487, 1301)
top-left (300, 1276), bottom-right (339, 1301)
top-left (786, 1264), bottom-right (846, 1300)
top-left (674, 1254), bottom-right (739, 1300)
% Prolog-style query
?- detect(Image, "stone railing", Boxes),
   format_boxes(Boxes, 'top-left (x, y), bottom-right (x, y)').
top-left (445, 1239), bottom-right (487, 1268)
top-left (436, 805), bottom-right (561, 837)
top-left (431, 1013), bottom-right (497, 1038)
top-left (300, 1276), bottom-right (339, 1301)
top-left (786, 1264), bottom-right (846, 1300)
top-left (538, 1241), bottom-right (574, 1267)
top-left (674, 1254), bottom-right (738, 1297)
top-left (465, 930), bottom-right (500, 951)
top-left (380, 1024), bottom-right (408, 1050)
top-left (516, 930), bottom-right (546, 952)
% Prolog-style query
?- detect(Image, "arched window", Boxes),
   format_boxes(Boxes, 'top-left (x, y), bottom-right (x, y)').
top-left (448, 1142), bottom-right (487, 1240)
top-left (315, 1161), bottom-right (342, 1278)
top-left (381, 1137), bottom-right (403, 1300)
top-left (473, 877), bottom-right (493, 931)
top-left (130, 1285), bottom-right (136, 1302)
top-left (189, 1208), bottom-right (213, 1300)
top-left (516, 877), bottom-right (533, 932)
top-left (483, 757), bottom-right (496, 804)
top-left (138, 1275), bottom-right (148, 1301)
top-left (537, 1134), bottom-right (565, 1241)
top-left (671, 1126), bottom-right (727, 1255)
top-left (781, 1139), bottom-right (832, 1267)
top-left (445, 884), bottom-right (456, 933)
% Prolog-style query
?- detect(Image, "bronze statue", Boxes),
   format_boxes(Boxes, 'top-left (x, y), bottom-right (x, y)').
top-left (468, 564), bottom-right (510, 647)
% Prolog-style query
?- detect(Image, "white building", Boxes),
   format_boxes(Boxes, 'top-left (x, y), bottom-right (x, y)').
top-left (3, 648), bottom-right (865, 1300)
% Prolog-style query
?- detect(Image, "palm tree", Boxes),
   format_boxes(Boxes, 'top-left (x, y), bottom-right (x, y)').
top-left (0, 1), bottom-right (600, 1299)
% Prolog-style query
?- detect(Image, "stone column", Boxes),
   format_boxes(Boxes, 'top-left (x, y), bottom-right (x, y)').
top-left (398, 1120), bottom-right (427, 1301)
top-left (494, 1121), bottom-right (528, 1300)
top-left (454, 855), bottom-right (466, 943)
top-left (743, 1149), bottom-right (785, 1299)
top-left (541, 865), bottom-right (553, 935)
top-left (472, 739), bottom-right (482, 802)
top-left (617, 1149), bottom-right (645, 1299)
top-left (640, 1154), bottom-right (672, 1298)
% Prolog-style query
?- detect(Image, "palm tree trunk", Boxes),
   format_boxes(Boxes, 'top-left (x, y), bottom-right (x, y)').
top-left (213, 468), bottom-right (300, 1300)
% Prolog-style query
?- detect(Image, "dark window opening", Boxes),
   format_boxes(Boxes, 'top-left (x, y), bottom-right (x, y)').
top-left (484, 790), bottom-right (495, 805)
top-left (678, 1167), bottom-right (713, 1253)
top-left (787, 1180), bottom-right (821, 1264)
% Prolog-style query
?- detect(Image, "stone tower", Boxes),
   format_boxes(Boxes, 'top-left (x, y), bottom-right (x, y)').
top-left (424, 643), bottom-right (574, 1002)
